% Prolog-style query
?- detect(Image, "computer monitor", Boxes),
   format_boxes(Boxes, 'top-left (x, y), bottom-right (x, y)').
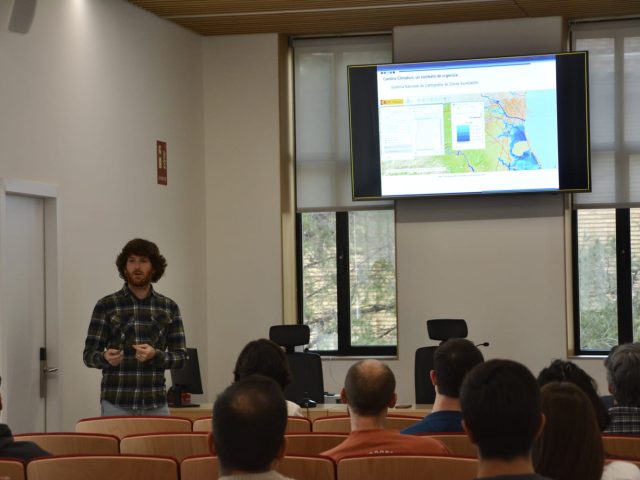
top-left (169, 347), bottom-right (203, 407)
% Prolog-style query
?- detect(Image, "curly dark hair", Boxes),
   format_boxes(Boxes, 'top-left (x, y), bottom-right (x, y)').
top-left (115, 238), bottom-right (167, 283)
top-left (233, 339), bottom-right (292, 391)
top-left (538, 359), bottom-right (610, 431)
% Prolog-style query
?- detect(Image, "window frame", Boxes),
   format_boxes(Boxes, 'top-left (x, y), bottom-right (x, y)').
top-left (572, 207), bottom-right (635, 354)
top-left (296, 210), bottom-right (398, 357)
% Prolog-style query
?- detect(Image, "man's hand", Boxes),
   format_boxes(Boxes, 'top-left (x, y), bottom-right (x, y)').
top-left (104, 349), bottom-right (123, 366)
top-left (133, 344), bottom-right (156, 363)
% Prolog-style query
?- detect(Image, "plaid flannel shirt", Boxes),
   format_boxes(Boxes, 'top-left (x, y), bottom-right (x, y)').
top-left (83, 284), bottom-right (187, 410)
top-left (605, 406), bottom-right (640, 434)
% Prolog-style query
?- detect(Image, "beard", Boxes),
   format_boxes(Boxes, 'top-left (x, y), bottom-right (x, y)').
top-left (125, 269), bottom-right (154, 287)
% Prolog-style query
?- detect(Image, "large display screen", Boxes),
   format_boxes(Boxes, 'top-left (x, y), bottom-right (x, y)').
top-left (348, 52), bottom-right (590, 199)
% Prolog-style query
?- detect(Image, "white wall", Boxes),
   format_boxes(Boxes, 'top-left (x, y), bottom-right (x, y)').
top-left (0, 2), bottom-right (610, 428)
top-left (318, 17), bottom-right (607, 403)
top-left (392, 17), bottom-right (607, 397)
top-left (202, 34), bottom-right (286, 399)
top-left (0, 0), bottom-right (206, 429)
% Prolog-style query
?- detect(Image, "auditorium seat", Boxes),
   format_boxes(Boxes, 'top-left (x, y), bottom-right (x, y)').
top-left (120, 432), bottom-right (211, 461)
top-left (279, 455), bottom-right (336, 480)
top-left (180, 455), bottom-right (217, 480)
top-left (14, 432), bottom-right (119, 455)
top-left (286, 416), bottom-right (313, 433)
top-left (284, 433), bottom-right (348, 455)
top-left (423, 433), bottom-right (477, 457)
top-left (337, 454), bottom-right (477, 480)
top-left (313, 414), bottom-right (422, 433)
top-left (603, 434), bottom-right (640, 461)
top-left (75, 415), bottom-right (192, 439)
top-left (192, 417), bottom-right (212, 432)
top-left (26, 454), bottom-right (178, 480)
top-left (192, 415), bottom-right (311, 433)
top-left (0, 458), bottom-right (25, 480)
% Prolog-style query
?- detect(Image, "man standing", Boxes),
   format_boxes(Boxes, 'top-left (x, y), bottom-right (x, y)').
top-left (321, 359), bottom-right (449, 462)
top-left (460, 359), bottom-right (548, 480)
top-left (403, 338), bottom-right (484, 434)
top-left (83, 238), bottom-right (187, 416)
top-left (212, 375), bottom-right (293, 479)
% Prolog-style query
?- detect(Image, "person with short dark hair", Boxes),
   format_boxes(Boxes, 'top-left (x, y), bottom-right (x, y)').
top-left (83, 238), bottom-right (187, 416)
top-left (533, 381), bottom-right (640, 480)
top-left (403, 338), bottom-right (483, 434)
top-left (0, 376), bottom-right (51, 461)
top-left (460, 359), bottom-right (548, 479)
top-left (321, 359), bottom-right (449, 462)
top-left (212, 375), bottom-right (293, 479)
top-left (234, 339), bottom-right (303, 416)
top-left (537, 359), bottom-right (610, 431)
top-left (604, 342), bottom-right (640, 433)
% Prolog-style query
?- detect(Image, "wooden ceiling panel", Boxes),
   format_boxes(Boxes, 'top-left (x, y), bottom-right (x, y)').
top-left (126, 0), bottom-right (640, 36)
top-left (129, 0), bottom-right (509, 16)
top-left (517, 0), bottom-right (640, 21)
top-left (170, 2), bottom-right (523, 36)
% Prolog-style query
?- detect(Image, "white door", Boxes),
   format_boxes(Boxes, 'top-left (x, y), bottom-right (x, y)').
top-left (2, 194), bottom-right (46, 433)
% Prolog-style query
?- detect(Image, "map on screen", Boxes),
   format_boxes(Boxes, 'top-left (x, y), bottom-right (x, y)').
top-left (376, 56), bottom-right (559, 196)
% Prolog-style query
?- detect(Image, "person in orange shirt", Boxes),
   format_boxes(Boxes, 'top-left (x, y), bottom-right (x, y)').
top-left (321, 359), bottom-right (449, 462)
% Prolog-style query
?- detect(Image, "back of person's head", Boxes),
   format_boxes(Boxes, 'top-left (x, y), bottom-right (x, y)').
top-left (538, 359), bottom-right (610, 431)
top-left (433, 338), bottom-right (484, 398)
top-left (605, 343), bottom-right (640, 407)
top-left (344, 359), bottom-right (396, 416)
top-left (233, 339), bottom-right (292, 390)
top-left (212, 375), bottom-right (287, 474)
top-left (533, 382), bottom-right (603, 480)
top-left (460, 359), bottom-right (542, 461)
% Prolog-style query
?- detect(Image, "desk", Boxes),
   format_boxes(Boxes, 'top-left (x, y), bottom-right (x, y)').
top-left (170, 404), bottom-right (431, 422)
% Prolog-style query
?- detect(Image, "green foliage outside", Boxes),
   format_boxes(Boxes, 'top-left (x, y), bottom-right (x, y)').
top-left (301, 211), bottom-right (397, 350)
top-left (577, 210), bottom-right (640, 351)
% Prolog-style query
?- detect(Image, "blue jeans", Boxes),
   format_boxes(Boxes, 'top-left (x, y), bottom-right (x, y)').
top-left (101, 400), bottom-right (170, 416)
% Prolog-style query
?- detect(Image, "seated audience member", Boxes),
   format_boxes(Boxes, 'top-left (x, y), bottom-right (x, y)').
top-left (234, 339), bottom-right (303, 417)
top-left (537, 359), bottom-right (610, 431)
top-left (604, 343), bottom-right (640, 433)
top-left (532, 382), bottom-right (640, 480)
top-left (0, 376), bottom-right (51, 461)
top-left (212, 375), bottom-right (293, 480)
top-left (460, 359), bottom-right (548, 480)
top-left (402, 338), bottom-right (484, 434)
top-left (321, 359), bottom-right (449, 462)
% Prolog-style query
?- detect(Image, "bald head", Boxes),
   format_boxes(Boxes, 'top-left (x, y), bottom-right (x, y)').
top-left (344, 360), bottom-right (396, 416)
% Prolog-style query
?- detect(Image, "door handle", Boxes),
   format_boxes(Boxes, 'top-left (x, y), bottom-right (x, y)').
top-left (39, 348), bottom-right (57, 398)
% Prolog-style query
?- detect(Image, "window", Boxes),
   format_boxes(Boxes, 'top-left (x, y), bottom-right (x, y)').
top-left (297, 210), bottom-right (397, 355)
top-left (572, 20), bottom-right (640, 354)
top-left (293, 36), bottom-right (397, 355)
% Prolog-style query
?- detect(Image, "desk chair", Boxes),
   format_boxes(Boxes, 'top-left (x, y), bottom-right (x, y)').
top-left (415, 319), bottom-right (468, 404)
top-left (270, 325), bottom-right (325, 407)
